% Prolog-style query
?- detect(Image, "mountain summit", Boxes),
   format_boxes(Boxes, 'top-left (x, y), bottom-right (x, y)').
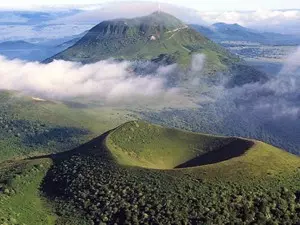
top-left (45, 11), bottom-right (237, 70)
top-left (87, 11), bottom-right (186, 39)
top-left (45, 12), bottom-right (268, 86)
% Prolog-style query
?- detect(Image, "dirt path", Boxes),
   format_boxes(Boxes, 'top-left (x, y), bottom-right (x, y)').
top-left (166, 26), bottom-right (189, 40)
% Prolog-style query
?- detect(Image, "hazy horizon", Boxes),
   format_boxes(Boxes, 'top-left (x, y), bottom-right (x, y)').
top-left (0, 1), bottom-right (300, 44)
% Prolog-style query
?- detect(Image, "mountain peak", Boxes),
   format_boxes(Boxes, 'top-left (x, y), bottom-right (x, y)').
top-left (45, 11), bottom-right (238, 69)
top-left (149, 10), bottom-right (176, 17)
top-left (133, 11), bottom-right (186, 29)
top-left (83, 11), bottom-right (186, 40)
top-left (150, 10), bottom-right (169, 15)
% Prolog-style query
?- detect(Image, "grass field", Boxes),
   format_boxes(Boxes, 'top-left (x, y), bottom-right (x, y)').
top-left (107, 121), bottom-right (300, 179)
top-left (107, 121), bottom-right (243, 169)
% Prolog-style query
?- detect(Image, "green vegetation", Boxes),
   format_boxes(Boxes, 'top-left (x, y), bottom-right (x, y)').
top-left (107, 121), bottom-right (242, 169)
top-left (46, 11), bottom-right (268, 88)
top-left (107, 121), bottom-right (300, 179)
top-left (0, 12), bottom-right (295, 225)
top-left (0, 90), bottom-right (136, 162)
top-left (41, 121), bottom-right (300, 224)
top-left (141, 107), bottom-right (300, 155)
top-left (0, 158), bottom-right (56, 225)
top-left (47, 12), bottom-right (239, 71)
top-left (0, 87), bottom-right (299, 224)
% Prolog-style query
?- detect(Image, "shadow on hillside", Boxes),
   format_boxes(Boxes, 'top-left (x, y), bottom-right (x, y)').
top-left (29, 131), bottom-right (254, 171)
top-left (175, 139), bottom-right (254, 168)
top-left (35, 130), bottom-right (115, 201)
top-left (28, 130), bottom-right (112, 162)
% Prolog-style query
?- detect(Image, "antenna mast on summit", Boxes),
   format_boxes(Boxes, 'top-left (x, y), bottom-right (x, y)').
top-left (158, 1), bottom-right (161, 13)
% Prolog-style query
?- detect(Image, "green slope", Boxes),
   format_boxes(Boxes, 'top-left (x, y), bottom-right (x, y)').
top-left (39, 121), bottom-right (300, 224)
top-left (107, 121), bottom-right (245, 169)
top-left (0, 158), bottom-right (56, 225)
top-left (106, 121), bottom-right (300, 176)
top-left (0, 90), bottom-right (136, 162)
top-left (46, 12), bottom-right (238, 70)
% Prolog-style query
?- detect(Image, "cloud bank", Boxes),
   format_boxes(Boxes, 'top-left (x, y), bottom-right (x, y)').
top-left (0, 56), bottom-right (194, 107)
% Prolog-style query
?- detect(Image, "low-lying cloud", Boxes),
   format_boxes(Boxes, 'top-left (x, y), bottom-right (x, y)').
top-left (254, 47), bottom-right (300, 118)
top-left (218, 47), bottom-right (300, 119)
top-left (0, 55), bottom-right (195, 107)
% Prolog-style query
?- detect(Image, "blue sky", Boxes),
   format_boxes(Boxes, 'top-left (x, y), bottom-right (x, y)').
top-left (1, 0), bottom-right (300, 11)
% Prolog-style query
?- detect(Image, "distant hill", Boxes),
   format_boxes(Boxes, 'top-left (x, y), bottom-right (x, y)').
top-left (55, 37), bottom-right (82, 49)
top-left (0, 40), bottom-right (39, 50)
top-left (191, 23), bottom-right (300, 45)
top-left (0, 33), bottom-right (87, 61)
top-left (55, 31), bottom-right (88, 49)
top-left (0, 40), bottom-right (54, 61)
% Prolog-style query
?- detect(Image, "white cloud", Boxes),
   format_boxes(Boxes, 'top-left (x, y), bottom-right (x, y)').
top-left (191, 54), bottom-right (206, 73)
top-left (281, 46), bottom-right (300, 74)
top-left (0, 3), bottom-right (98, 12)
top-left (0, 56), bottom-right (192, 107)
top-left (223, 46), bottom-right (300, 119)
top-left (1, 2), bottom-right (300, 43)
top-left (45, 2), bottom-right (300, 34)
top-left (200, 9), bottom-right (300, 25)
top-left (48, 1), bottom-right (206, 25)
top-left (1, 2), bottom-right (300, 42)
top-left (199, 9), bottom-right (300, 33)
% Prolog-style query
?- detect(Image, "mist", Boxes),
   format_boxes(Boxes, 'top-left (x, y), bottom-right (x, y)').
top-left (231, 47), bottom-right (300, 118)
top-left (189, 46), bottom-right (300, 119)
